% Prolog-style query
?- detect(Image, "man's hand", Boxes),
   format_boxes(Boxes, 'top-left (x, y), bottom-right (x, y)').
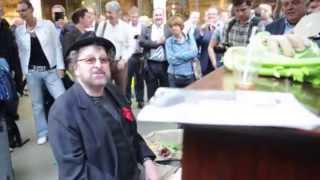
top-left (57, 69), bottom-right (65, 78)
top-left (143, 159), bottom-right (159, 180)
top-left (157, 36), bottom-right (165, 44)
top-left (208, 39), bottom-right (218, 68)
top-left (117, 59), bottom-right (127, 70)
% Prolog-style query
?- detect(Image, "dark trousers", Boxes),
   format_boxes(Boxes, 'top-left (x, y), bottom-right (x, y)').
top-left (126, 53), bottom-right (144, 103)
top-left (144, 60), bottom-right (169, 100)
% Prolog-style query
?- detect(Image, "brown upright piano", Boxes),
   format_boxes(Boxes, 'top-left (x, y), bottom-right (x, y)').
top-left (181, 68), bottom-right (320, 180)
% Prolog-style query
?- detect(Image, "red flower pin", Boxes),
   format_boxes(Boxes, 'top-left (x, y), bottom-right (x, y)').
top-left (121, 106), bottom-right (134, 123)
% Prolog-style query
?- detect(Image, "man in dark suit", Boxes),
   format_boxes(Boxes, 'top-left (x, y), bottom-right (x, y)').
top-left (48, 33), bottom-right (158, 180)
top-left (265, 0), bottom-right (307, 35)
top-left (194, 7), bottom-right (222, 75)
top-left (139, 8), bottom-right (172, 100)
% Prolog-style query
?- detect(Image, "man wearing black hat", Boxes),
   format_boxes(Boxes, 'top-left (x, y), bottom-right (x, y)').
top-left (48, 33), bottom-right (159, 180)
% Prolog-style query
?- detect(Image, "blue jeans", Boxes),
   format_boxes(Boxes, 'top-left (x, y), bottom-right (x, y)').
top-left (25, 69), bottom-right (65, 138)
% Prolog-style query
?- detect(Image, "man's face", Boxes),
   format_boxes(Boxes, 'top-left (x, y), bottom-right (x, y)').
top-left (220, 11), bottom-right (230, 23)
top-left (74, 45), bottom-right (111, 89)
top-left (206, 8), bottom-right (219, 25)
top-left (87, 12), bottom-right (96, 26)
top-left (130, 12), bottom-right (139, 26)
top-left (282, 0), bottom-right (306, 24)
top-left (79, 12), bottom-right (92, 28)
top-left (189, 12), bottom-right (200, 25)
top-left (153, 9), bottom-right (164, 26)
top-left (17, 3), bottom-right (33, 20)
top-left (260, 7), bottom-right (269, 19)
top-left (87, 8), bottom-right (96, 21)
top-left (106, 10), bottom-right (119, 23)
top-left (234, 2), bottom-right (251, 23)
top-left (308, 0), bottom-right (320, 13)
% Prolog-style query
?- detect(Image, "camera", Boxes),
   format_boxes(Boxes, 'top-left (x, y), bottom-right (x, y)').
top-left (214, 43), bottom-right (232, 54)
top-left (54, 12), bottom-right (64, 22)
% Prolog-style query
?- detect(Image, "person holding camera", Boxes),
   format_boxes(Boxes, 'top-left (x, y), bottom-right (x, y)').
top-left (51, 4), bottom-right (67, 42)
top-left (208, 0), bottom-right (260, 66)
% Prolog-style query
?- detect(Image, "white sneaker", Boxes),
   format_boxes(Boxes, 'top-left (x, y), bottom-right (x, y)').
top-left (37, 136), bottom-right (47, 145)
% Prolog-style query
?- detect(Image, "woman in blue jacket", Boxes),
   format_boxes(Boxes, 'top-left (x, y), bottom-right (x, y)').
top-left (165, 16), bottom-right (198, 88)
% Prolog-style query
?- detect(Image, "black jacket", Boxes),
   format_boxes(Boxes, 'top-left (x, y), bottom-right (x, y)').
top-left (48, 83), bottom-right (155, 180)
top-left (0, 18), bottom-right (23, 93)
top-left (139, 24), bottom-right (172, 60)
top-left (61, 24), bottom-right (83, 58)
top-left (265, 17), bottom-right (286, 35)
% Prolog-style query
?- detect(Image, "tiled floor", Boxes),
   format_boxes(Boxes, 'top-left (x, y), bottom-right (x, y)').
top-left (11, 95), bottom-right (177, 180)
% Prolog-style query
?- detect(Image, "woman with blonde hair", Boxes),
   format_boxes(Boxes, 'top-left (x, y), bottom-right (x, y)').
top-left (165, 16), bottom-right (198, 87)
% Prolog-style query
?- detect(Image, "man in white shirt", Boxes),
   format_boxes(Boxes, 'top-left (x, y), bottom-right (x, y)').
top-left (15, 0), bottom-right (65, 145)
top-left (96, 1), bottom-right (133, 95)
top-left (139, 8), bottom-right (171, 99)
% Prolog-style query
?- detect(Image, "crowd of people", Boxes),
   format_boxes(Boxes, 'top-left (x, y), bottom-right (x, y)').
top-left (0, 0), bottom-right (319, 179)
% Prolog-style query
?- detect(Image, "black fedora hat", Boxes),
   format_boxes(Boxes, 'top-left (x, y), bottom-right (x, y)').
top-left (65, 31), bottom-right (116, 60)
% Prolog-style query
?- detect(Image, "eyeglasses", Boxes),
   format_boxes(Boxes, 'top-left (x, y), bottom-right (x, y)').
top-left (77, 57), bottom-right (110, 64)
top-left (16, 8), bottom-right (29, 13)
